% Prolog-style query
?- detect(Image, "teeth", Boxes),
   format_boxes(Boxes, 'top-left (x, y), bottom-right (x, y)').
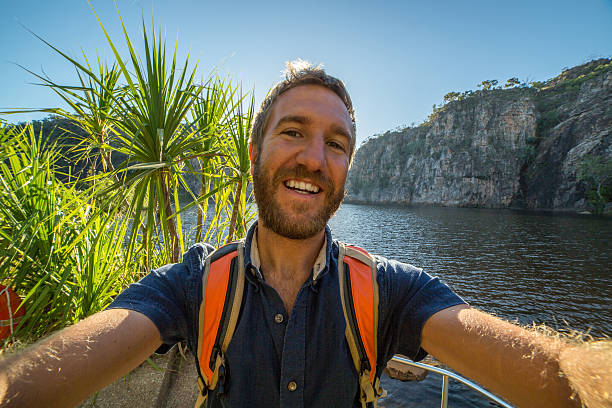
top-left (285, 179), bottom-right (320, 193)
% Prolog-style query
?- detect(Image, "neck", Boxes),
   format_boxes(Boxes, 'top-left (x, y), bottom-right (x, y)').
top-left (256, 222), bottom-right (325, 283)
top-left (256, 222), bottom-right (325, 313)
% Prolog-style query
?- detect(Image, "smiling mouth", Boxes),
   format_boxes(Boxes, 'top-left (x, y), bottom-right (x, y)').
top-left (284, 179), bottom-right (321, 194)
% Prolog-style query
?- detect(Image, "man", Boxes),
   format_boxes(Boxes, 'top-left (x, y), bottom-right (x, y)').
top-left (0, 61), bottom-right (606, 408)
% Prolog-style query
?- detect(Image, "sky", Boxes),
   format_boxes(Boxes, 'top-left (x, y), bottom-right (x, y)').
top-left (1, 0), bottom-right (611, 146)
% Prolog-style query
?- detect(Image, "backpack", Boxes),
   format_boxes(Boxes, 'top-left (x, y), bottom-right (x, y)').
top-left (194, 240), bottom-right (384, 408)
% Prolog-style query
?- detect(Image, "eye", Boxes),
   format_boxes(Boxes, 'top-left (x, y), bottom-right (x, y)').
top-left (281, 129), bottom-right (302, 138)
top-left (327, 140), bottom-right (348, 153)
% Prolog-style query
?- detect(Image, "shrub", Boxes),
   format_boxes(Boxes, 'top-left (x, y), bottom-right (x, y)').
top-left (577, 155), bottom-right (612, 215)
top-left (519, 145), bottom-right (537, 165)
top-left (537, 110), bottom-right (563, 136)
top-left (0, 124), bottom-right (140, 341)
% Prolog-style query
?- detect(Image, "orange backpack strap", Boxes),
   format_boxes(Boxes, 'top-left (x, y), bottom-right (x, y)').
top-left (338, 242), bottom-right (384, 408)
top-left (195, 240), bottom-right (245, 408)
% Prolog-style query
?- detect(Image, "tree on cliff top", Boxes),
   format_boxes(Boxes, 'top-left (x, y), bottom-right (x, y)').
top-left (478, 79), bottom-right (499, 91)
top-left (504, 77), bottom-right (521, 88)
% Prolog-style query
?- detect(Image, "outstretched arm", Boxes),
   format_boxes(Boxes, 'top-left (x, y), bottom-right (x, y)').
top-left (0, 308), bottom-right (161, 408)
top-left (422, 305), bottom-right (609, 408)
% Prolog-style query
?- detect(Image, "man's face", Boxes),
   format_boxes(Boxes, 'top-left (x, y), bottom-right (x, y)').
top-left (251, 85), bottom-right (353, 239)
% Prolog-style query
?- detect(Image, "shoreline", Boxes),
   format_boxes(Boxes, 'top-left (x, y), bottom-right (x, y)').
top-left (342, 199), bottom-right (612, 217)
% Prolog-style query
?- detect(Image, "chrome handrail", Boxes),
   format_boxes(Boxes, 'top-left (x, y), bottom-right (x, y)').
top-left (389, 355), bottom-right (514, 408)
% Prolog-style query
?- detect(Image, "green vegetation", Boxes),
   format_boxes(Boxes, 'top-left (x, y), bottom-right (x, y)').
top-left (519, 145), bottom-right (537, 165)
top-left (375, 58), bottom-right (610, 150)
top-left (0, 10), bottom-right (255, 345)
top-left (354, 58), bottom-right (611, 217)
top-left (504, 77), bottom-right (521, 88)
top-left (536, 109), bottom-right (563, 137)
top-left (577, 155), bottom-right (612, 215)
top-left (0, 123), bottom-right (138, 341)
top-left (427, 58), bottom-right (611, 135)
top-left (534, 59), bottom-right (611, 140)
top-left (401, 134), bottom-right (427, 156)
top-left (477, 79), bottom-right (499, 91)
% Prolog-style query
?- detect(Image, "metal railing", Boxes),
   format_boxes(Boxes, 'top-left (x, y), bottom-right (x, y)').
top-left (389, 355), bottom-right (514, 408)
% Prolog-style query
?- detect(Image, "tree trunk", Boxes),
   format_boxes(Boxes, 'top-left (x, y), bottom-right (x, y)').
top-left (227, 179), bottom-right (242, 243)
top-left (160, 170), bottom-right (181, 263)
top-left (196, 172), bottom-right (207, 243)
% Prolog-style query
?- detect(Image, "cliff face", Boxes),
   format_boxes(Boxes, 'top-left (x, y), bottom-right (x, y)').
top-left (346, 59), bottom-right (612, 210)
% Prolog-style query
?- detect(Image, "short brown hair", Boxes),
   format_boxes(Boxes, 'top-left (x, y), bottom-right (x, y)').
top-left (249, 59), bottom-right (356, 160)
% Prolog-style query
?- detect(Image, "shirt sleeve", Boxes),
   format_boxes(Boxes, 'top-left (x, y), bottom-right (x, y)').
top-left (106, 262), bottom-right (193, 349)
top-left (376, 256), bottom-right (467, 363)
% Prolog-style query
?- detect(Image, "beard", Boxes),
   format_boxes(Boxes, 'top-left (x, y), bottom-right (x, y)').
top-left (252, 158), bottom-right (345, 240)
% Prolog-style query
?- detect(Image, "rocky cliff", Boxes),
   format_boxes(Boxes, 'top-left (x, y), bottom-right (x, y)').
top-left (346, 59), bottom-right (612, 211)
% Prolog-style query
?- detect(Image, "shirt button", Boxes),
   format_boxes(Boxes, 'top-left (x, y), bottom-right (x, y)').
top-left (274, 313), bottom-right (284, 323)
top-left (287, 381), bottom-right (297, 392)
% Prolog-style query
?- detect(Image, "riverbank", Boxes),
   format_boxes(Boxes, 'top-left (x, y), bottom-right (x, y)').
top-left (342, 199), bottom-right (612, 217)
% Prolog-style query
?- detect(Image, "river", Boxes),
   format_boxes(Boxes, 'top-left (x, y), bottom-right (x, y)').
top-left (327, 204), bottom-right (612, 407)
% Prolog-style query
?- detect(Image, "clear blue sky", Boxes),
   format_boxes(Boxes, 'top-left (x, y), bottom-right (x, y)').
top-left (1, 0), bottom-right (611, 146)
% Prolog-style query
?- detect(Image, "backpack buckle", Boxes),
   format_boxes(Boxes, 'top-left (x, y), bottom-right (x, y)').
top-left (217, 363), bottom-right (227, 395)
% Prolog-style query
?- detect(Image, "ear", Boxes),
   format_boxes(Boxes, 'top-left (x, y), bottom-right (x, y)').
top-left (249, 143), bottom-right (256, 163)
top-left (249, 143), bottom-right (256, 176)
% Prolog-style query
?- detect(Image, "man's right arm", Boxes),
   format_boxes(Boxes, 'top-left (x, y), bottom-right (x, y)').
top-left (0, 308), bottom-right (161, 408)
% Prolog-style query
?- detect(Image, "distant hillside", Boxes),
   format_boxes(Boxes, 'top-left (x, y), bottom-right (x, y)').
top-left (346, 59), bottom-right (612, 212)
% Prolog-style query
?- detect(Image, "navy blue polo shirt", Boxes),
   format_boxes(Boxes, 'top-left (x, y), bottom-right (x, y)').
top-left (108, 222), bottom-right (465, 407)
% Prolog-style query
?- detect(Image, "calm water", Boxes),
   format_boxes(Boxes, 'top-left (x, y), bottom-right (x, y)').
top-left (327, 204), bottom-right (612, 407)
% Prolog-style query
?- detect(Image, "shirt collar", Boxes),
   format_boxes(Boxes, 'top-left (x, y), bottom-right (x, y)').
top-left (244, 221), bottom-right (332, 282)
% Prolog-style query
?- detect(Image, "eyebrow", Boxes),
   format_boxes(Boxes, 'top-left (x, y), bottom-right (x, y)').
top-left (274, 115), bottom-right (352, 141)
top-left (329, 124), bottom-right (352, 142)
top-left (275, 115), bottom-right (310, 128)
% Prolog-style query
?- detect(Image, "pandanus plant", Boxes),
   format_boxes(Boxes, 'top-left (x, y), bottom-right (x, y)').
top-left (18, 9), bottom-right (228, 265)
top-left (0, 123), bottom-right (136, 340)
top-left (223, 89), bottom-right (256, 242)
top-left (6, 48), bottom-right (122, 180)
top-left (188, 76), bottom-right (238, 244)
top-left (96, 15), bottom-right (208, 264)
top-left (91, 12), bottom-right (255, 261)
top-left (184, 78), bottom-right (257, 246)
top-left (3, 4), bottom-right (258, 271)
top-left (0, 6), bottom-right (259, 342)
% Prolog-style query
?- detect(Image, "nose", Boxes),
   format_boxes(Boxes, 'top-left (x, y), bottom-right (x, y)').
top-left (295, 135), bottom-right (325, 171)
